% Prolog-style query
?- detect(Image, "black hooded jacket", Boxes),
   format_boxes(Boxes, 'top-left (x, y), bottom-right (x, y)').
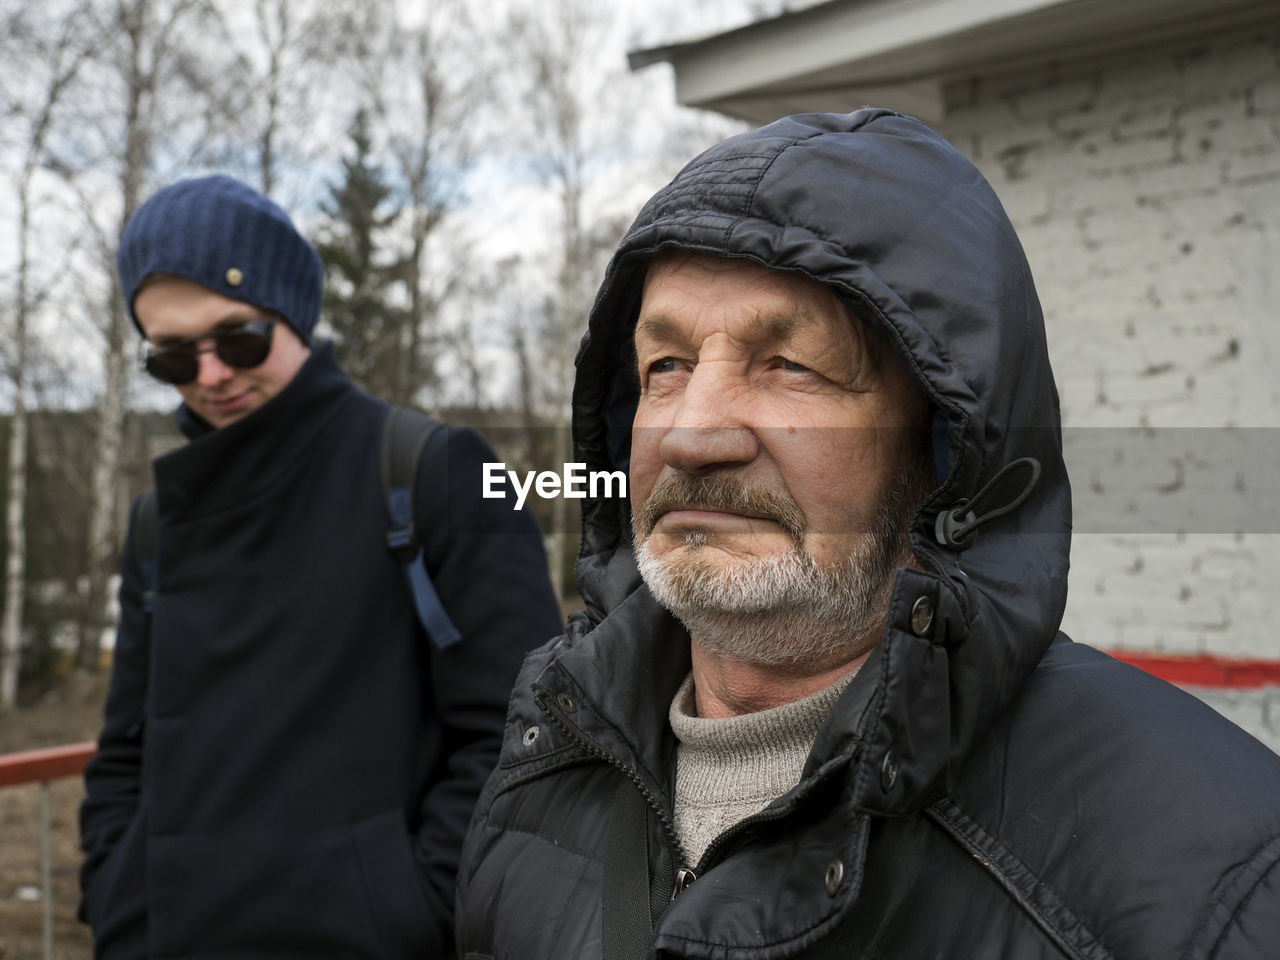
top-left (455, 110), bottom-right (1280, 959)
top-left (79, 343), bottom-right (563, 958)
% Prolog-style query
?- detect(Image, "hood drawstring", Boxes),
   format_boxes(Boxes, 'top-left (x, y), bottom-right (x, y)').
top-left (935, 457), bottom-right (1041, 550)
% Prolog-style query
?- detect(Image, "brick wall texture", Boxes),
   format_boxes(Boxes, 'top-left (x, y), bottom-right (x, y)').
top-left (938, 23), bottom-right (1280, 745)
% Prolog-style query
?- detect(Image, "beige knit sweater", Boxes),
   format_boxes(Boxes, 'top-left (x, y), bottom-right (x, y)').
top-left (668, 669), bottom-right (857, 866)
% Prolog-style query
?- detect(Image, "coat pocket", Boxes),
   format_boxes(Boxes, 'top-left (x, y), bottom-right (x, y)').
top-left (83, 812), bottom-right (148, 953)
top-left (350, 809), bottom-right (438, 956)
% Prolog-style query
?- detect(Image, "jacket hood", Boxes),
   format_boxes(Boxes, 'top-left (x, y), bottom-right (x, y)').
top-left (569, 109), bottom-right (1071, 815)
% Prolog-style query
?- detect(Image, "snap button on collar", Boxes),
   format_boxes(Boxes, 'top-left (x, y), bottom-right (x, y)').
top-left (825, 859), bottom-right (844, 896)
top-left (880, 750), bottom-right (899, 792)
top-left (910, 595), bottom-right (934, 637)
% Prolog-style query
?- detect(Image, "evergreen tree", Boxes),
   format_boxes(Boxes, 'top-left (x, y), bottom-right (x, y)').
top-left (314, 110), bottom-right (410, 402)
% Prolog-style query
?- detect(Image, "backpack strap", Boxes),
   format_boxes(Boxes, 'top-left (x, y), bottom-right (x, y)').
top-left (380, 406), bottom-right (462, 651)
top-left (602, 778), bottom-right (654, 960)
top-left (134, 490), bottom-right (159, 615)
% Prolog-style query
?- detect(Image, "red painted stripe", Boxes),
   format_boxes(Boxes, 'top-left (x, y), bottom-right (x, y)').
top-left (1106, 651), bottom-right (1280, 689)
top-left (0, 741), bottom-right (96, 789)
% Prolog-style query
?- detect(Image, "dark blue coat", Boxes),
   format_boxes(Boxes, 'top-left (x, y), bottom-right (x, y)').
top-left (80, 343), bottom-right (562, 958)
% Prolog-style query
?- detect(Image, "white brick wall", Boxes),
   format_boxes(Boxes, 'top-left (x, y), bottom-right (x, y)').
top-left (1191, 687), bottom-right (1280, 754)
top-left (939, 25), bottom-right (1280, 745)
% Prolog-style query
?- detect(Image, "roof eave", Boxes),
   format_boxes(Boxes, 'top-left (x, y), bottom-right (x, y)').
top-left (631, 0), bottom-right (1280, 125)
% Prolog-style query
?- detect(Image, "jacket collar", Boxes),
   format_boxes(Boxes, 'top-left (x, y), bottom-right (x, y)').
top-left (537, 583), bottom-right (691, 812)
top-left (539, 581), bottom-right (884, 957)
top-left (152, 341), bottom-right (356, 523)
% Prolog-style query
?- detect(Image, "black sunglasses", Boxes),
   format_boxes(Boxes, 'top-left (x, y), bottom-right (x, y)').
top-left (141, 318), bottom-right (277, 385)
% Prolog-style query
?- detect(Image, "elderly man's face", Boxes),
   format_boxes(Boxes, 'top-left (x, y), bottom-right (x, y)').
top-left (630, 253), bottom-right (929, 668)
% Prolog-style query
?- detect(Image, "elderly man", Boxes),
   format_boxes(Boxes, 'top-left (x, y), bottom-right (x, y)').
top-left (455, 110), bottom-right (1280, 958)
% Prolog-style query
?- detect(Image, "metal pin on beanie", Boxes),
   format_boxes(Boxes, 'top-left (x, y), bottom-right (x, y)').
top-left (116, 175), bottom-right (324, 344)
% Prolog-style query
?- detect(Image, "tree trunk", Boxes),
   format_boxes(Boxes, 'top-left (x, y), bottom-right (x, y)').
top-left (255, 0), bottom-right (287, 195)
top-left (77, 0), bottom-right (150, 671)
top-left (0, 183), bottom-right (32, 710)
top-left (549, 170), bottom-right (584, 601)
top-left (76, 299), bottom-right (128, 672)
top-left (403, 225), bottom-right (424, 408)
top-left (0, 382), bottom-right (28, 710)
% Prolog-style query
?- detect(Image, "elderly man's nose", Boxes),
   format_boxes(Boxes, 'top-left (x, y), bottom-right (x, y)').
top-left (659, 425), bottom-right (757, 473)
top-left (658, 377), bottom-right (758, 472)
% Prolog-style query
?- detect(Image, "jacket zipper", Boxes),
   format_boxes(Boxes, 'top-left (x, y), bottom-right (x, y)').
top-left (536, 690), bottom-right (859, 904)
top-left (691, 796), bottom-right (800, 879)
top-left (534, 691), bottom-right (695, 895)
top-left (672, 866), bottom-right (697, 898)
top-left (688, 749), bottom-right (859, 885)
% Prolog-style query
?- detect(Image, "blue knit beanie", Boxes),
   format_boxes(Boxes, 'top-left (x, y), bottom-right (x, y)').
top-left (117, 175), bottom-right (323, 343)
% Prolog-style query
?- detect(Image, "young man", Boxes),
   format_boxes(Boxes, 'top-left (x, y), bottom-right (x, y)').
top-left (79, 175), bottom-right (563, 958)
top-left (455, 110), bottom-right (1280, 958)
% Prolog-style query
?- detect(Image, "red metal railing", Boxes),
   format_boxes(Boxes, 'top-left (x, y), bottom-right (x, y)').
top-left (0, 741), bottom-right (96, 960)
top-left (0, 741), bottom-right (96, 788)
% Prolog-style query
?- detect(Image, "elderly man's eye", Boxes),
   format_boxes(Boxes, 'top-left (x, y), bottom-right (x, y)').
top-left (648, 357), bottom-right (681, 375)
top-left (780, 358), bottom-right (810, 372)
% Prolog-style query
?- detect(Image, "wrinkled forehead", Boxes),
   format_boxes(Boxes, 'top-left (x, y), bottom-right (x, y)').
top-left (633, 251), bottom-right (897, 373)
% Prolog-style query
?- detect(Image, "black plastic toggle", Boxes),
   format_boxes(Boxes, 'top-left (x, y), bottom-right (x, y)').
top-left (935, 457), bottom-right (1041, 550)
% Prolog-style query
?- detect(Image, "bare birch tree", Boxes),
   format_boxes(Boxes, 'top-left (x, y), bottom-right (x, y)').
top-left (249, 0), bottom-right (289, 194)
top-left (209, 0), bottom-right (353, 196)
top-left (0, 1), bottom-right (96, 708)
top-left (64, 0), bottom-right (219, 673)
top-left (503, 0), bottom-right (633, 597)
top-left (341, 0), bottom-right (482, 408)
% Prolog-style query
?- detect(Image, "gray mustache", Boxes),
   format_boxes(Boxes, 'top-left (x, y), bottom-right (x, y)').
top-left (633, 472), bottom-right (806, 544)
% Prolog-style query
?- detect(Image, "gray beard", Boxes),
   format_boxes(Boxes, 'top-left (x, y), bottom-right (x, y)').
top-left (633, 481), bottom-right (917, 668)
